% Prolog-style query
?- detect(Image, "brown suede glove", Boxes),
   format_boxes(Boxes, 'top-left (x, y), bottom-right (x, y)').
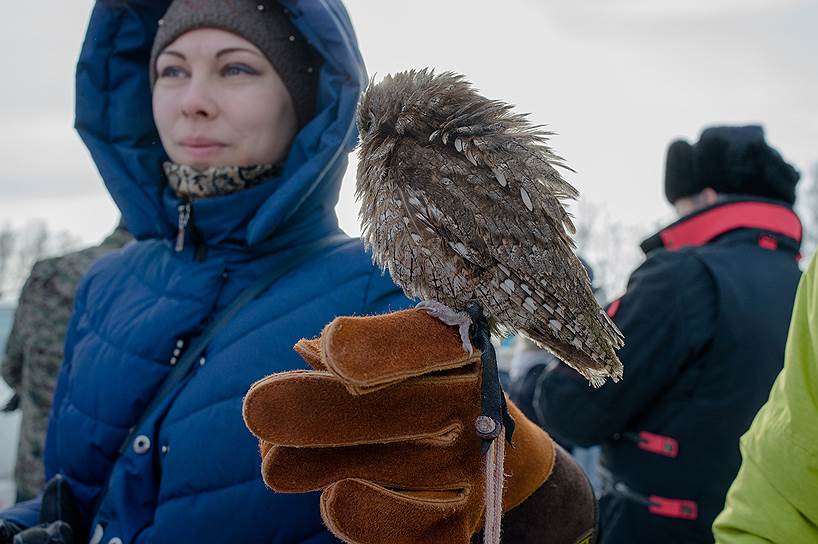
top-left (243, 309), bottom-right (594, 543)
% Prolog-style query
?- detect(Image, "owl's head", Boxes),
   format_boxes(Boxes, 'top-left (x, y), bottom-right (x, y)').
top-left (356, 74), bottom-right (408, 146)
top-left (357, 69), bottom-right (469, 148)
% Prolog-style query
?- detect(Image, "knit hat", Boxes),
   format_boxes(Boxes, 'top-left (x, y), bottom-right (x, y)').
top-left (664, 125), bottom-right (800, 205)
top-left (150, 0), bottom-right (322, 127)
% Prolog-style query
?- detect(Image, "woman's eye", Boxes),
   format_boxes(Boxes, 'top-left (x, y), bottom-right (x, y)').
top-left (158, 66), bottom-right (187, 79)
top-left (222, 63), bottom-right (259, 77)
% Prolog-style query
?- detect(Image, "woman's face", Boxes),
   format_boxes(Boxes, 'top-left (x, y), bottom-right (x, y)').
top-left (153, 28), bottom-right (298, 170)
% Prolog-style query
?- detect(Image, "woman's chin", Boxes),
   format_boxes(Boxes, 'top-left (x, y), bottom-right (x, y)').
top-left (168, 147), bottom-right (273, 171)
top-left (187, 160), bottom-right (218, 171)
top-left (175, 147), bottom-right (232, 170)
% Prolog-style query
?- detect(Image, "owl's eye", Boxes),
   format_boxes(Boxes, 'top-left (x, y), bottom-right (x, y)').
top-left (365, 110), bottom-right (376, 133)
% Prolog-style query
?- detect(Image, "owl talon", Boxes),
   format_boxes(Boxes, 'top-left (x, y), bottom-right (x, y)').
top-left (459, 324), bottom-right (474, 355)
top-left (415, 300), bottom-right (474, 354)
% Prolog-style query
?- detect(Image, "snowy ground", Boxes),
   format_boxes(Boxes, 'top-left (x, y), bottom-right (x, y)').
top-left (0, 306), bottom-right (21, 509)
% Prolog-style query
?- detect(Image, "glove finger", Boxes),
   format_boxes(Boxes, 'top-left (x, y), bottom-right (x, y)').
top-left (261, 400), bottom-right (557, 510)
top-left (293, 337), bottom-right (325, 370)
top-left (243, 368), bottom-right (479, 447)
top-left (261, 428), bottom-right (482, 493)
top-left (320, 309), bottom-right (476, 394)
top-left (320, 478), bottom-right (478, 544)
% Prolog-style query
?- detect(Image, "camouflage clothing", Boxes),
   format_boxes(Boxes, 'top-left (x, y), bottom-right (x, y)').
top-left (0, 226), bottom-right (131, 501)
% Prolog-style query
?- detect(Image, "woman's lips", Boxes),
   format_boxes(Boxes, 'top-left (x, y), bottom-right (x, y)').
top-left (180, 139), bottom-right (226, 158)
top-left (181, 138), bottom-right (225, 154)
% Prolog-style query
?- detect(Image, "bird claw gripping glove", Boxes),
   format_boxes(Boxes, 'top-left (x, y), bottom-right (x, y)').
top-left (243, 308), bottom-right (596, 543)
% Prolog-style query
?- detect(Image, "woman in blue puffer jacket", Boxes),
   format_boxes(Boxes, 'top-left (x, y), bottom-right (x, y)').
top-left (0, 1), bottom-right (411, 542)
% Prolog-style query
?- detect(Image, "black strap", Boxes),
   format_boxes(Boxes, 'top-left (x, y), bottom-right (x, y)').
top-left (94, 233), bottom-right (348, 513)
top-left (466, 301), bottom-right (515, 453)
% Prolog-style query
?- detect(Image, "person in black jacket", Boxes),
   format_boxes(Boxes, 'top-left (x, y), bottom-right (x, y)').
top-left (534, 125), bottom-right (803, 543)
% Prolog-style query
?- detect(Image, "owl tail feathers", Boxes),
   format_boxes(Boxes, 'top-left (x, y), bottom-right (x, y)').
top-left (524, 331), bottom-right (624, 388)
top-left (565, 350), bottom-right (623, 389)
top-left (585, 363), bottom-right (623, 389)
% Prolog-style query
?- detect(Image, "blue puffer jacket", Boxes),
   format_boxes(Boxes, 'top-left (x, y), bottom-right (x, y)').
top-left (0, 1), bottom-right (409, 542)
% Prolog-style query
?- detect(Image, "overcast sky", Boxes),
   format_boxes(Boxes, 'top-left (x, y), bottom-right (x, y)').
top-left (1, 0), bottom-right (816, 247)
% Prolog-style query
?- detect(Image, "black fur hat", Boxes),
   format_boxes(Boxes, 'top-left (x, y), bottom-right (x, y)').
top-left (664, 125), bottom-right (799, 205)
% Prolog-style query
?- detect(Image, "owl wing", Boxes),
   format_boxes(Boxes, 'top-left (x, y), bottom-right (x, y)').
top-left (390, 139), bottom-right (623, 382)
top-left (429, 100), bottom-right (579, 232)
top-left (393, 139), bottom-right (585, 306)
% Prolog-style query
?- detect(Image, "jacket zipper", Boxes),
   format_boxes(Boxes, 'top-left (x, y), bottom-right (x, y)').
top-left (176, 201), bottom-right (191, 252)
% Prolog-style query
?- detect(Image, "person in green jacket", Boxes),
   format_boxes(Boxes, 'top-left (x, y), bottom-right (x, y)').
top-left (713, 255), bottom-right (818, 543)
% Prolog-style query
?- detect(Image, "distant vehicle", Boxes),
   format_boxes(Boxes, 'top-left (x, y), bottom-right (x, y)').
top-left (0, 304), bottom-right (20, 508)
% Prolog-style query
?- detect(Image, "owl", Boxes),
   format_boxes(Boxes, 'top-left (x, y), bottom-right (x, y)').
top-left (356, 69), bottom-right (623, 386)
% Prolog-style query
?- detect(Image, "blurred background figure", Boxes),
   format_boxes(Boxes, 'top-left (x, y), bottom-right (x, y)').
top-left (0, 221), bottom-right (130, 502)
top-left (528, 125), bottom-right (803, 543)
top-left (508, 257), bottom-right (603, 490)
top-left (0, 309), bottom-right (16, 510)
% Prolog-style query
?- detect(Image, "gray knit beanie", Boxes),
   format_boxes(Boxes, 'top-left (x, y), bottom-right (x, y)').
top-left (150, 0), bottom-right (322, 127)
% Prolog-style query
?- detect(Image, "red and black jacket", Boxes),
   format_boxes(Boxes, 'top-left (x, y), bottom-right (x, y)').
top-left (536, 196), bottom-right (802, 543)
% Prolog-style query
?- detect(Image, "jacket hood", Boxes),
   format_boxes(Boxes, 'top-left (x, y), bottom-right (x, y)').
top-left (76, 0), bottom-right (366, 248)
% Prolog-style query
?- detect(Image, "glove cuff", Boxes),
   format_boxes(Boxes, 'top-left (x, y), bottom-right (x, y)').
top-left (501, 399), bottom-right (556, 513)
top-left (474, 444), bottom-right (597, 543)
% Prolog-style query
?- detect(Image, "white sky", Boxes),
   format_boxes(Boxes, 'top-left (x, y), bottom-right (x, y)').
top-left (1, 0), bottom-right (816, 247)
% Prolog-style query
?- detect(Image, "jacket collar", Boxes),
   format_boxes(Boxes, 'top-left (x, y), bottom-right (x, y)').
top-left (641, 197), bottom-right (802, 254)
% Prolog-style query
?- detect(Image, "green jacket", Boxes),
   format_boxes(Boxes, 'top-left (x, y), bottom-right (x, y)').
top-left (713, 255), bottom-right (818, 543)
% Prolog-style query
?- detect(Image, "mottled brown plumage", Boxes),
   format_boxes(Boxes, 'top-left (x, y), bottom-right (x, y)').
top-left (355, 69), bottom-right (623, 386)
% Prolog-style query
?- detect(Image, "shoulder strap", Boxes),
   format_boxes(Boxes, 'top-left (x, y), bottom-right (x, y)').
top-left (118, 233), bottom-right (349, 454)
top-left (89, 234), bottom-right (350, 518)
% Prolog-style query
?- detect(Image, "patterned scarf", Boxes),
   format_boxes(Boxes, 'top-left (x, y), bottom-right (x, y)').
top-left (163, 162), bottom-right (280, 200)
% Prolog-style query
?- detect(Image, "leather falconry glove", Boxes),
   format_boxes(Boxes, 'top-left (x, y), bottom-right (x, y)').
top-left (243, 308), bottom-right (597, 543)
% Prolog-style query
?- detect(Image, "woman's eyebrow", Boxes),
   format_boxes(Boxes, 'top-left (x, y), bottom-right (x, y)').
top-left (159, 50), bottom-right (186, 60)
top-left (216, 47), bottom-right (263, 58)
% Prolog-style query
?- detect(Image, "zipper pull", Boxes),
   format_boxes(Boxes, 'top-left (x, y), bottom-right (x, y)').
top-left (176, 202), bottom-right (191, 252)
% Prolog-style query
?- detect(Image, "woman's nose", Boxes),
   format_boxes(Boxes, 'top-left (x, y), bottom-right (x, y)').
top-left (180, 76), bottom-right (218, 119)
